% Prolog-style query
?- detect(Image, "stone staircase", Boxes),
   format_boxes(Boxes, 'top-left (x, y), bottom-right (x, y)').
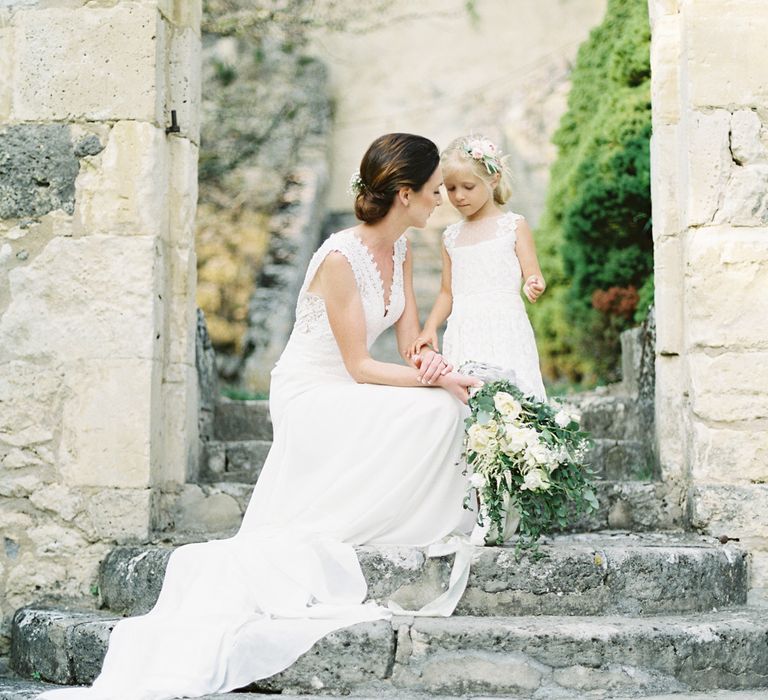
top-left (6, 375), bottom-right (768, 698)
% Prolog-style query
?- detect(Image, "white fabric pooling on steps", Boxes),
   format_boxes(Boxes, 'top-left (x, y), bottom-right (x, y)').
top-left (39, 230), bottom-right (475, 700)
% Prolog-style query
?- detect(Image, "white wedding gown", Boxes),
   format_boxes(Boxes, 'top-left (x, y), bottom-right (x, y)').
top-left (40, 230), bottom-right (472, 700)
top-left (442, 212), bottom-right (547, 401)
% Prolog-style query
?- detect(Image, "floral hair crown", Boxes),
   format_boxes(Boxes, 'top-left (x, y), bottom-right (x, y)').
top-left (348, 171), bottom-right (365, 196)
top-left (461, 136), bottom-right (503, 175)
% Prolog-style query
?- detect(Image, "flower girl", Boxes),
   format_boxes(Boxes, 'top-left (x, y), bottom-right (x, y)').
top-left (409, 135), bottom-right (547, 401)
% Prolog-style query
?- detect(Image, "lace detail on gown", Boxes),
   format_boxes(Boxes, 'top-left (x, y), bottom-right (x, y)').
top-left (442, 212), bottom-right (546, 401)
top-left (293, 230), bottom-right (407, 347)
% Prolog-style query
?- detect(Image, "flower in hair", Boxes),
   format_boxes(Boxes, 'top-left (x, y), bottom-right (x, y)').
top-left (348, 171), bottom-right (365, 196)
top-left (462, 137), bottom-right (502, 175)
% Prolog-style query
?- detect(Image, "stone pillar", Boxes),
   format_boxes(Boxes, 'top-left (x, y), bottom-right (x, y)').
top-left (649, 0), bottom-right (768, 598)
top-left (0, 0), bottom-right (201, 649)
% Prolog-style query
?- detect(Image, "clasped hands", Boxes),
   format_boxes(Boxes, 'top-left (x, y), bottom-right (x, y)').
top-left (408, 344), bottom-right (451, 385)
top-left (406, 334), bottom-right (481, 404)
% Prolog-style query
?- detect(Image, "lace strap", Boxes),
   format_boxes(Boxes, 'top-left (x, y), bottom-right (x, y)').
top-left (296, 231), bottom-right (368, 311)
top-left (497, 212), bottom-right (524, 241)
top-left (442, 222), bottom-right (461, 250)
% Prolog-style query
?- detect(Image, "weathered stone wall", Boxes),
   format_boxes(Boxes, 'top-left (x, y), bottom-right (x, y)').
top-left (649, 0), bottom-right (768, 598)
top-left (0, 0), bottom-right (201, 652)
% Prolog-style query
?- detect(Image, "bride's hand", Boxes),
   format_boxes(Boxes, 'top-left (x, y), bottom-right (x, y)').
top-left (415, 348), bottom-right (453, 384)
top-left (437, 372), bottom-right (482, 404)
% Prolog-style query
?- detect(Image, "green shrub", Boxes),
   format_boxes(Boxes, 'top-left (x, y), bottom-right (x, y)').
top-left (531, 0), bottom-right (652, 385)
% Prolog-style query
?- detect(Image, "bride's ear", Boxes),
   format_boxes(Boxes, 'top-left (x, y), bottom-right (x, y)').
top-left (397, 187), bottom-right (412, 208)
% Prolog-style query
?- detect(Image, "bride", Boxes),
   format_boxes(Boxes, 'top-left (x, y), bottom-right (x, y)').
top-left (40, 133), bottom-right (479, 700)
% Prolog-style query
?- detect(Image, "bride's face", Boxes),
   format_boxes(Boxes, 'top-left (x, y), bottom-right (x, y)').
top-left (406, 167), bottom-right (443, 228)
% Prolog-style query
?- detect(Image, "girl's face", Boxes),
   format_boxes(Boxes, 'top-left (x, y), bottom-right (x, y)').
top-left (443, 166), bottom-right (494, 219)
top-left (405, 167), bottom-right (443, 228)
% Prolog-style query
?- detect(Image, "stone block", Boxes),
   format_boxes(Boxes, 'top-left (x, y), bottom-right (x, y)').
top-left (252, 621), bottom-right (394, 694)
top-left (689, 352), bottom-right (768, 423)
top-left (714, 164), bottom-right (768, 226)
top-left (685, 227), bottom-right (768, 350)
top-left (58, 359), bottom-right (156, 488)
top-left (653, 236), bottom-right (684, 355)
top-left (650, 15), bottom-right (681, 124)
top-left (199, 439), bottom-right (270, 483)
top-left (99, 546), bottom-right (173, 615)
top-left (684, 110), bottom-right (732, 227)
top-left (13, 4), bottom-right (162, 122)
top-left (168, 139), bottom-right (199, 245)
top-left (170, 483), bottom-right (242, 533)
top-left (157, 369), bottom-right (197, 484)
top-left (157, 0), bottom-right (202, 31)
top-left (0, 235), bottom-right (159, 364)
top-left (689, 484), bottom-right (768, 539)
top-left (77, 488), bottom-right (152, 542)
top-left (0, 362), bottom-right (62, 454)
top-left (213, 400), bottom-right (273, 441)
top-left (0, 24), bottom-right (11, 120)
top-left (74, 121), bottom-right (169, 238)
top-left (648, 0), bottom-right (681, 25)
top-left (730, 110), bottom-right (768, 165)
top-left (0, 123), bottom-right (79, 219)
top-left (654, 356), bottom-right (686, 479)
top-left (166, 26), bottom-right (201, 144)
top-left (683, 0), bottom-right (768, 109)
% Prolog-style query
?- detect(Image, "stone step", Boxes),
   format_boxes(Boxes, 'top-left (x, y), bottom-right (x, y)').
top-left (210, 394), bottom-right (649, 445)
top-left (199, 439), bottom-right (271, 482)
top-left (561, 392), bottom-right (653, 442)
top-left (0, 679), bottom-right (764, 700)
top-left (198, 436), bottom-right (654, 486)
top-left (567, 479), bottom-right (685, 532)
top-left (587, 438), bottom-right (655, 480)
top-left (11, 608), bottom-right (768, 696)
top-left (213, 399), bottom-right (272, 442)
top-left (97, 532), bottom-right (746, 618)
top-left (169, 478), bottom-right (686, 539)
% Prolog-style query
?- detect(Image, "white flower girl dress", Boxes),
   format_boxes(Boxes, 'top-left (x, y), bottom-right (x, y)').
top-left (442, 211), bottom-right (546, 401)
top-left (39, 229), bottom-right (473, 700)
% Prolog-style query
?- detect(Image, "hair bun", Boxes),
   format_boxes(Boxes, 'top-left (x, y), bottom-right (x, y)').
top-left (354, 188), bottom-right (393, 224)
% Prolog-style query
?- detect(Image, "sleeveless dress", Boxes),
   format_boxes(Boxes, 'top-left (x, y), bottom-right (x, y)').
top-left (39, 229), bottom-right (471, 700)
top-left (442, 212), bottom-right (547, 401)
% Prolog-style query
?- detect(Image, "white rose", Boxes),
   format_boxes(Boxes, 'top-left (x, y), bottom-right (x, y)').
top-left (467, 421), bottom-right (498, 454)
top-left (523, 427), bottom-right (541, 447)
top-left (525, 441), bottom-right (551, 466)
top-left (554, 410), bottom-right (571, 428)
top-left (494, 392), bottom-right (522, 420)
top-left (521, 468), bottom-right (551, 492)
top-left (469, 472), bottom-right (485, 488)
top-left (501, 423), bottom-right (528, 455)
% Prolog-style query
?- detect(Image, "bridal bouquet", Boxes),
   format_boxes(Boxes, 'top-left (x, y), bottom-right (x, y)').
top-left (461, 375), bottom-right (598, 556)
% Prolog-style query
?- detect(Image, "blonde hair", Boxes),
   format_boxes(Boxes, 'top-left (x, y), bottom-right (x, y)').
top-left (441, 134), bottom-right (513, 205)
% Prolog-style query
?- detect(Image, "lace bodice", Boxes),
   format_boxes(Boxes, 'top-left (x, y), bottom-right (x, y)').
top-left (280, 230), bottom-right (407, 377)
top-left (443, 212), bottom-right (524, 298)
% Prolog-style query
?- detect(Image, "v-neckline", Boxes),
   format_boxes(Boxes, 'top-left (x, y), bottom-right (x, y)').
top-left (351, 231), bottom-right (396, 317)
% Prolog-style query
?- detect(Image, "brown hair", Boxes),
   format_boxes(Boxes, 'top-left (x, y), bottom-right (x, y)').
top-left (354, 133), bottom-right (440, 224)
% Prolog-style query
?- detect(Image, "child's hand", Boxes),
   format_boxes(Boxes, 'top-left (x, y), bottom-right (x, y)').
top-left (407, 329), bottom-right (439, 361)
top-left (523, 275), bottom-right (546, 303)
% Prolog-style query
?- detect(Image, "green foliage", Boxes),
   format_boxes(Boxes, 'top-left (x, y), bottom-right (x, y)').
top-left (634, 273), bottom-right (654, 323)
top-left (531, 0), bottom-right (652, 383)
top-left (464, 381), bottom-right (598, 558)
top-left (221, 385), bottom-right (269, 401)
